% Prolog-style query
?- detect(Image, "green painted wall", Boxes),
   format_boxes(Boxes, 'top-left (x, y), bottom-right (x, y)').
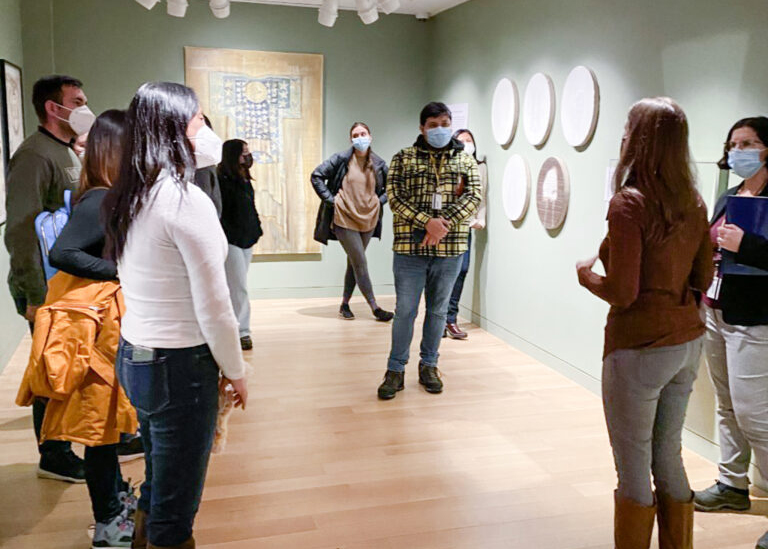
top-left (19, 0), bottom-right (433, 299)
top-left (428, 0), bottom-right (768, 459)
top-left (0, 0), bottom-right (28, 374)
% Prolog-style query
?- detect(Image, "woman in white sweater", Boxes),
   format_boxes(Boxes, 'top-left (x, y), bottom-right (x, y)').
top-left (103, 82), bottom-right (248, 549)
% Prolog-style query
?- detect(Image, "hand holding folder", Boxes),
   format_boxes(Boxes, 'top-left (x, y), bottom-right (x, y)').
top-left (721, 195), bottom-right (768, 276)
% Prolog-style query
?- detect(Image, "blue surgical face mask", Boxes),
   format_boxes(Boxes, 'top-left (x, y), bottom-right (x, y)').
top-left (352, 136), bottom-right (371, 152)
top-left (426, 126), bottom-right (453, 149)
top-left (729, 148), bottom-right (766, 180)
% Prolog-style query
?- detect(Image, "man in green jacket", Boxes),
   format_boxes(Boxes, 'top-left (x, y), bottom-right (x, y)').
top-left (5, 75), bottom-right (92, 483)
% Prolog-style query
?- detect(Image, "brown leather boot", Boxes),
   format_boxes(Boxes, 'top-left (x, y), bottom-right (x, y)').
top-left (147, 536), bottom-right (195, 549)
top-left (132, 509), bottom-right (147, 549)
top-left (614, 490), bottom-right (656, 549)
top-left (657, 491), bottom-right (694, 549)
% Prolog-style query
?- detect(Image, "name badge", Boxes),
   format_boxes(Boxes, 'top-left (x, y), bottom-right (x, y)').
top-left (706, 271), bottom-right (722, 301)
top-left (432, 192), bottom-right (443, 211)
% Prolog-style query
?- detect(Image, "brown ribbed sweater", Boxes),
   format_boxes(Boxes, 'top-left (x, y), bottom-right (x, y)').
top-left (579, 188), bottom-right (714, 359)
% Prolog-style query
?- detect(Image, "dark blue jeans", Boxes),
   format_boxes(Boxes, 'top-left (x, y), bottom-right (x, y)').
top-left (116, 339), bottom-right (219, 546)
top-left (387, 253), bottom-right (463, 372)
top-left (447, 232), bottom-right (472, 324)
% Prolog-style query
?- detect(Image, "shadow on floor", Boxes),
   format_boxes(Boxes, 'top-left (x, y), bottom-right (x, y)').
top-left (0, 462), bottom-right (72, 543)
top-left (0, 415), bottom-right (32, 431)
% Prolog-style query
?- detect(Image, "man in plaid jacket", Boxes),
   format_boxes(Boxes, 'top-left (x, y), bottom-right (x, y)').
top-left (378, 102), bottom-right (481, 400)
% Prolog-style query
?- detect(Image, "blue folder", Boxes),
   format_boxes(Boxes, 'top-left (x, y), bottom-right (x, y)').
top-left (721, 195), bottom-right (768, 276)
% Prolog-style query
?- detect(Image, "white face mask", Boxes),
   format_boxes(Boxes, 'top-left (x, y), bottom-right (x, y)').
top-left (54, 103), bottom-right (96, 136)
top-left (463, 142), bottom-right (475, 156)
top-left (190, 125), bottom-right (223, 169)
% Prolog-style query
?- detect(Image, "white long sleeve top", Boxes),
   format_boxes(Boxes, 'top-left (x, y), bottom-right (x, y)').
top-left (118, 172), bottom-right (246, 381)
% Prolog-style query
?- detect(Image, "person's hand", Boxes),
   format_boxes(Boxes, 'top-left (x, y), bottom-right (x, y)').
top-left (425, 217), bottom-right (450, 239)
top-left (220, 376), bottom-right (248, 410)
top-left (718, 224), bottom-right (745, 252)
top-left (24, 304), bottom-right (39, 323)
top-left (576, 255), bottom-right (598, 285)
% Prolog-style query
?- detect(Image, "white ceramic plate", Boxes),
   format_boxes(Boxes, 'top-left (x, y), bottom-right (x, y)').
top-left (502, 154), bottom-right (530, 222)
top-left (491, 78), bottom-right (519, 146)
top-left (560, 65), bottom-right (599, 148)
top-left (523, 72), bottom-right (555, 147)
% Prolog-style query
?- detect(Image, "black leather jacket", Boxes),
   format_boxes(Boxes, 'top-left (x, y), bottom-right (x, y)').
top-left (310, 147), bottom-right (388, 244)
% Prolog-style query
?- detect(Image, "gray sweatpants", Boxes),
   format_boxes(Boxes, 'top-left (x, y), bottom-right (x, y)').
top-left (224, 244), bottom-right (253, 337)
top-left (603, 338), bottom-right (703, 506)
top-left (704, 305), bottom-right (768, 490)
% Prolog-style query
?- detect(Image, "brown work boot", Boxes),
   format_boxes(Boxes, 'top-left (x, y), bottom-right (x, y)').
top-left (377, 370), bottom-right (404, 400)
top-left (418, 362), bottom-right (443, 394)
top-left (614, 490), bottom-right (656, 549)
top-left (132, 508), bottom-right (147, 549)
top-left (148, 536), bottom-right (195, 548)
top-left (657, 491), bottom-right (694, 549)
top-left (444, 322), bottom-right (468, 340)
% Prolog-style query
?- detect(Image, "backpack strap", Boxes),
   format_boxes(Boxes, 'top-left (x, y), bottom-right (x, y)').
top-left (64, 190), bottom-right (72, 216)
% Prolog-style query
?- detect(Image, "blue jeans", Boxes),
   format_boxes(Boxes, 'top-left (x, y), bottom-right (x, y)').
top-left (116, 339), bottom-right (219, 546)
top-left (387, 253), bottom-right (463, 373)
top-left (447, 232), bottom-right (472, 324)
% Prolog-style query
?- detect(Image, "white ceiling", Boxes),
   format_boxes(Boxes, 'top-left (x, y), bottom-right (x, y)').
top-left (232, 0), bottom-right (472, 18)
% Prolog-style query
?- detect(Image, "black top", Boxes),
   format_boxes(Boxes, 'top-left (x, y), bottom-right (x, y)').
top-left (218, 172), bottom-right (263, 249)
top-left (49, 188), bottom-right (117, 280)
top-left (310, 147), bottom-right (388, 244)
top-left (711, 182), bottom-right (768, 326)
top-left (194, 166), bottom-right (223, 218)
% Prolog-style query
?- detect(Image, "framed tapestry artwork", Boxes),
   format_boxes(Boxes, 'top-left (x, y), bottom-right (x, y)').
top-left (185, 47), bottom-right (323, 256)
top-left (1, 60), bottom-right (24, 165)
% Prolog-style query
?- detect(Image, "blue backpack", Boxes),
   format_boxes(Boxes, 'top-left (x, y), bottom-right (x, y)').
top-left (34, 190), bottom-right (72, 280)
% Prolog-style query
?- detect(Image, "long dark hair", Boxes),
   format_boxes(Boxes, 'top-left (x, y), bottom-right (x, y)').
top-left (218, 139), bottom-right (250, 182)
top-left (717, 116), bottom-right (768, 170)
top-left (613, 97), bottom-right (697, 243)
top-left (453, 128), bottom-right (485, 164)
top-left (103, 82), bottom-right (199, 261)
top-left (77, 109), bottom-right (126, 201)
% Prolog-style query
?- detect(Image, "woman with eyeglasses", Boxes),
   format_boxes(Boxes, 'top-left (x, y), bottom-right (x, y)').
top-left (693, 117), bottom-right (768, 549)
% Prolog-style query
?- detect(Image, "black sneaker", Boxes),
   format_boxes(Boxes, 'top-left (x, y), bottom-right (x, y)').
top-left (694, 481), bottom-right (750, 511)
top-left (418, 363), bottom-right (443, 394)
top-left (373, 308), bottom-right (394, 322)
top-left (377, 370), bottom-right (404, 400)
top-left (339, 304), bottom-right (355, 320)
top-left (38, 449), bottom-right (86, 483)
top-left (117, 434), bottom-right (144, 463)
top-left (240, 336), bottom-right (253, 351)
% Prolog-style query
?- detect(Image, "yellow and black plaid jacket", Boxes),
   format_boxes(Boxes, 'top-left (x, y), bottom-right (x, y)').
top-left (387, 136), bottom-right (481, 257)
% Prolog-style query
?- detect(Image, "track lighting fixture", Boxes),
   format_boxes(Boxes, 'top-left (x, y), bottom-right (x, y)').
top-left (377, 0), bottom-right (400, 14)
top-left (356, 0), bottom-right (379, 24)
top-left (209, 0), bottom-right (230, 18)
top-left (318, 0), bottom-right (338, 27)
top-left (134, 0), bottom-right (160, 9)
top-left (166, 0), bottom-right (188, 17)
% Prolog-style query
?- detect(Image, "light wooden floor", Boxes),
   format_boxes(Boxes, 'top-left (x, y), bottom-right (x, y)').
top-left (1, 296), bottom-right (767, 548)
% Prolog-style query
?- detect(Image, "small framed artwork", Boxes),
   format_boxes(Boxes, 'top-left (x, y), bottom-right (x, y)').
top-left (1, 60), bottom-right (24, 166)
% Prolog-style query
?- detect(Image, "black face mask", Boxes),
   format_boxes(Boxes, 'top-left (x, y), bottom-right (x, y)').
top-left (241, 153), bottom-right (254, 169)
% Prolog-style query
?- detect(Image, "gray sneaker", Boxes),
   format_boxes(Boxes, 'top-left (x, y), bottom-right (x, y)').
top-left (693, 481), bottom-right (750, 511)
top-left (92, 513), bottom-right (133, 548)
top-left (757, 530), bottom-right (768, 549)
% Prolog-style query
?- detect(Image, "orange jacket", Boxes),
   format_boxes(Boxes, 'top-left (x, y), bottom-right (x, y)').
top-left (15, 272), bottom-right (138, 446)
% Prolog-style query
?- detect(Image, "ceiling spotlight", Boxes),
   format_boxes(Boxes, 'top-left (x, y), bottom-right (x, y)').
top-left (210, 0), bottom-right (230, 18)
top-left (318, 0), bottom-right (338, 27)
top-left (167, 0), bottom-right (188, 17)
top-left (134, 0), bottom-right (159, 9)
top-left (356, 0), bottom-right (379, 24)
top-left (377, 0), bottom-right (400, 14)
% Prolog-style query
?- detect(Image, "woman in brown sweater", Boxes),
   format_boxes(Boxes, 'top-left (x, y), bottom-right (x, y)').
top-left (577, 97), bottom-right (713, 549)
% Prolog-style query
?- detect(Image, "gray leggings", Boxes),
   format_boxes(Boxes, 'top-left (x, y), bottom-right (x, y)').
top-left (602, 338), bottom-right (702, 506)
top-left (335, 226), bottom-right (376, 305)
